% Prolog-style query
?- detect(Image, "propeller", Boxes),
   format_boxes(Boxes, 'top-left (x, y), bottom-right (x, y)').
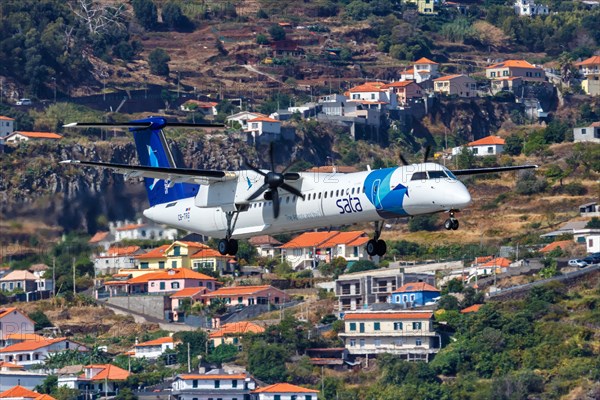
top-left (245, 143), bottom-right (304, 218)
top-left (423, 145), bottom-right (431, 163)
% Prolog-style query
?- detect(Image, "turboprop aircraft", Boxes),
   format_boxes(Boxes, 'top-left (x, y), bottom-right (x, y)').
top-left (61, 117), bottom-right (537, 257)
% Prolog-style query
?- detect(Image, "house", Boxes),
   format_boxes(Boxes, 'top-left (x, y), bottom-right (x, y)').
top-left (0, 367), bottom-right (48, 392)
top-left (514, 0), bottom-right (549, 16)
top-left (88, 231), bottom-right (114, 251)
top-left (576, 56), bottom-right (600, 96)
top-left (490, 76), bottom-right (523, 95)
top-left (103, 268), bottom-right (217, 297)
top-left (148, 241), bottom-right (211, 270)
top-left (541, 220), bottom-right (590, 239)
top-left (335, 268), bottom-right (435, 312)
top-left (132, 244), bottom-right (170, 271)
top-left (171, 370), bottom-right (258, 400)
top-left (346, 82), bottom-right (397, 109)
top-left (132, 337), bottom-right (175, 359)
top-left (305, 348), bottom-right (350, 370)
top-left (540, 240), bottom-right (575, 254)
top-left (0, 309), bottom-right (35, 347)
top-left (390, 282), bottom-right (440, 307)
top-left (203, 285), bottom-right (290, 307)
top-left (209, 322), bottom-right (265, 348)
top-left (246, 116), bottom-right (281, 142)
top-left (411, 57), bottom-right (440, 83)
top-left (251, 383), bottom-right (319, 400)
top-left (170, 287), bottom-right (211, 322)
top-left (485, 60), bottom-right (545, 82)
top-left (460, 304), bottom-right (483, 313)
top-left (0, 338), bottom-right (87, 368)
top-left (180, 100), bottom-right (218, 116)
top-left (404, 0), bottom-right (437, 15)
top-left (573, 122), bottom-right (600, 143)
top-left (189, 248), bottom-right (235, 274)
top-left (270, 40), bottom-right (304, 57)
top-left (111, 219), bottom-right (178, 242)
top-left (0, 116), bottom-right (15, 138)
top-left (584, 234), bottom-right (600, 253)
top-left (93, 246), bottom-right (143, 275)
top-left (248, 235), bottom-right (282, 258)
top-left (579, 202), bottom-right (600, 217)
top-left (280, 231), bottom-right (369, 270)
top-left (0, 386), bottom-right (55, 400)
top-left (0, 271), bottom-right (38, 294)
top-left (381, 81), bottom-right (424, 105)
top-left (433, 74), bottom-right (477, 97)
top-left (3, 132), bottom-right (62, 143)
top-left (58, 364), bottom-right (130, 396)
top-left (339, 310), bottom-right (440, 362)
top-left (451, 135), bottom-right (506, 157)
top-left (226, 111), bottom-right (268, 130)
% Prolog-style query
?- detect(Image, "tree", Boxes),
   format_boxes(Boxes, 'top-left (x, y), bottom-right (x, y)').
top-left (345, 0), bottom-right (371, 20)
top-left (148, 48), bottom-right (170, 76)
top-left (268, 25), bottom-right (286, 41)
top-left (256, 33), bottom-right (269, 45)
top-left (586, 217), bottom-right (600, 229)
top-left (346, 260), bottom-right (378, 274)
top-left (28, 310), bottom-right (53, 331)
top-left (515, 170), bottom-right (547, 195)
top-left (132, 0), bottom-right (158, 30)
top-left (115, 388), bottom-right (138, 400)
top-left (162, 2), bottom-right (189, 31)
top-left (504, 134), bottom-right (523, 156)
top-left (455, 146), bottom-right (475, 169)
top-left (206, 343), bottom-right (238, 365)
top-left (408, 214), bottom-right (439, 232)
top-left (247, 342), bottom-right (288, 383)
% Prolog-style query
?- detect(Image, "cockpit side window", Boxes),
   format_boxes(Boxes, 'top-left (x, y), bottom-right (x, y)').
top-left (428, 170), bottom-right (447, 179)
top-left (445, 169), bottom-right (458, 180)
top-left (411, 172), bottom-right (427, 181)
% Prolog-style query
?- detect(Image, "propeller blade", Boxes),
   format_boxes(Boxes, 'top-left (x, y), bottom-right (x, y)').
top-left (280, 182), bottom-right (305, 199)
top-left (283, 172), bottom-right (300, 180)
top-left (269, 142), bottom-right (275, 172)
top-left (244, 159), bottom-right (268, 177)
top-left (423, 146), bottom-right (431, 163)
top-left (399, 154), bottom-right (410, 166)
top-left (272, 188), bottom-right (280, 219)
top-left (281, 159), bottom-right (299, 174)
top-left (247, 183), bottom-right (269, 201)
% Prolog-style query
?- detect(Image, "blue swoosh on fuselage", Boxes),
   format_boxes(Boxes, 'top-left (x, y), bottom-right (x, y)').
top-left (364, 168), bottom-right (409, 218)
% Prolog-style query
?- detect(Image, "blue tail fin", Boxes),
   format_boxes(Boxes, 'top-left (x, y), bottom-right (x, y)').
top-left (131, 117), bottom-right (199, 207)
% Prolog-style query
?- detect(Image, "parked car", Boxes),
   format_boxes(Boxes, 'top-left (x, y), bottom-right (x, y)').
top-left (582, 255), bottom-right (600, 265)
top-left (16, 98), bottom-right (32, 106)
top-left (568, 259), bottom-right (588, 268)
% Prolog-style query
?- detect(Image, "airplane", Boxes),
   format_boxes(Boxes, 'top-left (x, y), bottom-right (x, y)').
top-left (61, 116), bottom-right (537, 257)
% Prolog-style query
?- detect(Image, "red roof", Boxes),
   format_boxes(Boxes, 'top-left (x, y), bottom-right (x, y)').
top-left (382, 80), bottom-right (417, 88)
top-left (115, 223), bottom-right (145, 231)
top-left (183, 100), bottom-right (218, 108)
top-left (433, 74), bottom-right (470, 81)
top-left (393, 282), bottom-right (439, 293)
top-left (83, 364), bottom-right (130, 381)
top-left (190, 248), bottom-right (234, 259)
top-left (344, 312), bottom-right (433, 320)
top-left (0, 386), bottom-right (54, 400)
top-left (348, 82), bottom-right (387, 93)
top-left (461, 304), bottom-right (483, 313)
top-left (171, 287), bottom-right (209, 298)
top-left (252, 383), bottom-right (319, 394)
top-left (248, 235), bottom-right (282, 246)
top-left (127, 268), bottom-right (215, 284)
top-left (105, 246), bottom-right (141, 257)
top-left (11, 131), bottom-right (62, 139)
top-left (575, 55), bottom-right (600, 66)
top-left (319, 231), bottom-right (368, 248)
top-left (135, 337), bottom-right (173, 347)
top-left (468, 135), bottom-right (505, 146)
top-left (414, 57), bottom-right (438, 65)
top-left (209, 322), bottom-right (265, 338)
top-left (0, 308), bottom-right (18, 319)
top-left (482, 257), bottom-right (511, 268)
top-left (135, 244), bottom-right (170, 259)
top-left (0, 361), bottom-right (25, 370)
top-left (0, 116), bottom-right (15, 121)
top-left (540, 240), bottom-right (572, 253)
top-left (486, 60), bottom-right (539, 69)
top-left (204, 285), bottom-right (275, 297)
top-left (248, 116), bottom-right (280, 123)
top-left (175, 241), bottom-right (210, 249)
top-left (280, 231), bottom-right (368, 249)
top-left (474, 256), bottom-right (493, 264)
top-left (0, 338), bottom-right (68, 353)
top-left (89, 231), bottom-right (110, 243)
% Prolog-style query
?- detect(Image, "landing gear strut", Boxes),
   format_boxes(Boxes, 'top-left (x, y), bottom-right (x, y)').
top-left (218, 211), bottom-right (240, 256)
top-left (366, 221), bottom-right (387, 257)
top-left (444, 210), bottom-right (459, 231)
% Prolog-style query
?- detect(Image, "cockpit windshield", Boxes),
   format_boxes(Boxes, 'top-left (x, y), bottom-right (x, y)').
top-left (411, 169), bottom-right (457, 181)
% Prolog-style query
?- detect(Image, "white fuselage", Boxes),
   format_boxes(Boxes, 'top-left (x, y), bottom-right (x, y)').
top-left (143, 163), bottom-right (472, 239)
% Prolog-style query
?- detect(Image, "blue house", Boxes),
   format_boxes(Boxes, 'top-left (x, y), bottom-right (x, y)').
top-left (390, 282), bottom-right (440, 307)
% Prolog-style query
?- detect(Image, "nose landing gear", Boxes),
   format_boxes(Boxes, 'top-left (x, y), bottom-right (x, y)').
top-left (366, 221), bottom-right (387, 257)
top-left (444, 210), bottom-right (459, 231)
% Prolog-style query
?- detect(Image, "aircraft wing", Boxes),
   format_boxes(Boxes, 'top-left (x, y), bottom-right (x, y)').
top-left (60, 160), bottom-right (237, 185)
top-left (451, 165), bottom-right (538, 176)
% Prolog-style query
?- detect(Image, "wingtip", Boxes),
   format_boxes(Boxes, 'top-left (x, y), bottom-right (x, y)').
top-left (59, 160), bottom-right (79, 164)
top-left (63, 122), bottom-right (78, 128)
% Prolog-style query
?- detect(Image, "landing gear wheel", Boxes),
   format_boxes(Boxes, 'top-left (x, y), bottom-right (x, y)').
top-left (366, 239), bottom-right (377, 256)
top-left (218, 239), bottom-right (230, 255)
top-left (375, 240), bottom-right (387, 257)
top-left (444, 219), bottom-right (453, 230)
top-left (228, 239), bottom-right (238, 255)
top-left (451, 219), bottom-right (459, 230)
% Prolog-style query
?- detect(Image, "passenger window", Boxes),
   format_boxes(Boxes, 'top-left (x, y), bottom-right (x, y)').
top-left (351, 188), bottom-right (355, 195)
top-left (336, 190), bottom-right (339, 196)
top-left (324, 192), bottom-right (328, 198)
top-left (318, 192), bottom-right (322, 199)
top-left (330, 191), bottom-right (334, 197)
top-left (286, 196), bottom-right (290, 203)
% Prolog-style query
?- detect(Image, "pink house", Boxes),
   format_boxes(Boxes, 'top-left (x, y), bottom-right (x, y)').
top-left (103, 269), bottom-right (217, 297)
top-left (202, 285), bottom-right (290, 307)
top-left (382, 81), bottom-right (424, 105)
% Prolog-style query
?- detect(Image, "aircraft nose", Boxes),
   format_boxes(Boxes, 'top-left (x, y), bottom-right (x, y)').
top-left (453, 185), bottom-right (472, 209)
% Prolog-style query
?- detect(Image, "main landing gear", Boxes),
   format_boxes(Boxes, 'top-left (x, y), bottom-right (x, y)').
top-left (444, 210), bottom-right (460, 231)
top-left (218, 210), bottom-right (240, 256)
top-left (366, 221), bottom-right (387, 257)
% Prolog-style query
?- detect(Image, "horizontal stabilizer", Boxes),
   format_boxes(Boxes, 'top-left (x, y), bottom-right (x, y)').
top-left (63, 121), bottom-right (224, 129)
top-left (451, 165), bottom-right (538, 176)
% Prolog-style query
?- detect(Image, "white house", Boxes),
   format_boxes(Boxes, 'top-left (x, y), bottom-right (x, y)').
top-left (0, 308), bottom-right (35, 347)
top-left (226, 111), bottom-right (267, 130)
top-left (412, 57), bottom-right (440, 83)
top-left (58, 364), bottom-right (130, 395)
top-left (0, 338), bottom-right (87, 368)
top-left (3, 132), bottom-right (62, 143)
top-left (514, 0), bottom-right (549, 16)
top-left (245, 116), bottom-right (281, 141)
top-left (0, 116), bottom-right (15, 139)
top-left (251, 383), bottom-right (319, 400)
top-left (180, 100), bottom-right (218, 116)
top-left (247, 235), bottom-right (282, 258)
top-left (132, 337), bottom-right (174, 359)
top-left (452, 135), bottom-right (505, 157)
top-left (110, 219), bottom-right (178, 242)
top-left (573, 122), bottom-right (600, 144)
top-left (171, 370), bottom-right (257, 400)
top-left (93, 245), bottom-right (144, 275)
top-left (0, 364), bottom-right (48, 392)
top-left (346, 82), bottom-right (397, 109)
top-left (585, 235), bottom-right (600, 253)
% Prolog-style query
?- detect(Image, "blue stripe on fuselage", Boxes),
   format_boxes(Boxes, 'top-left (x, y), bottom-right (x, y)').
top-left (364, 167), bottom-right (409, 218)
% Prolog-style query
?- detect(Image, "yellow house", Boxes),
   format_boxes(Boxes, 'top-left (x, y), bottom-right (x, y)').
top-left (133, 244), bottom-right (170, 271)
top-left (485, 59), bottom-right (545, 82)
top-left (576, 55), bottom-right (600, 96)
top-left (404, 0), bottom-right (436, 15)
top-left (433, 74), bottom-right (477, 97)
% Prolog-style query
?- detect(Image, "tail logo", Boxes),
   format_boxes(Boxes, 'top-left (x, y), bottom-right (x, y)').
top-left (147, 145), bottom-right (162, 191)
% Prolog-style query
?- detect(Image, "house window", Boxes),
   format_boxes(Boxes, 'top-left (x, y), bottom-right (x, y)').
top-left (374, 339), bottom-right (382, 347)
top-left (491, 72), bottom-right (496, 77)
top-left (193, 379), bottom-right (198, 388)
top-left (582, 129), bottom-right (586, 134)
top-left (410, 294), bottom-right (415, 301)
top-left (349, 322), bottom-right (357, 331)
top-left (214, 380), bottom-right (220, 388)
top-left (238, 297), bottom-right (243, 303)
top-left (159, 261), bottom-right (165, 269)
top-left (359, 339), bottom-right (365, 347)
top-left (413, 322), bottom-right (422, 330)
top-left (393, 322), bottom-right (403, 331)
top-left (171, 282), bottom-right (180, 289)
top-left (403, 295), bottom-right (408, 303)
top-left (349, 339), bottom-right (356, 347)
top-left (416, 338), bottom-right (422, 346)
top-left (305, 396), bottom-right (313, 400)
top-left (487, 147), bottom-right (494, 154)
top-left (374, 322), bottom-right (381, 331)
top-left (359, 323), bottom-right (365, 333)
top-left (472, 148), bottom-right (479, 154)
top-left (173, 246), bottom-right (181, 256)
top-left (275, 396), bottom-right (281, 400)
top-left (160, 282), bottom-right (165, 290)
top-left (66, 341), bottom-right (70, 349)
top-left (232, 380), bottom-right (238, 388)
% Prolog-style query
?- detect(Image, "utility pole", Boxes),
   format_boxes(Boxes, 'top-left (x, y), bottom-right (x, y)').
top-left (72, 257), bottom-right (76, 296)
top-left (187, 342), bottom-right (191, 373)
top-left (52, 257), bottom-right (56, 297)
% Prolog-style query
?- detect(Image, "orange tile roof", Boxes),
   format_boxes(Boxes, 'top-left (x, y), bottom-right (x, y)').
top-left (135, 337), bottom-right (173, 347)
top-left (183, 100), bottom-right (218, 107)
top-left (575, 55), bottom-right (600, 66)
top-left (0, 307), bottom-right (17, 319)
top-left (382, 80), bottom-right (417, 88)
top-left (474, 256), bottom-right (493, 264)
top-left (89, 231), bottom-right (110, 243)
top-left (0, 361), bottom-right (25, 370)
top-left (190, 248), bottom-right (234, 259)
top-left (347, 236), bottom-right (370, 247)
top-left (468, 135), bottom-right (505, 146)
top-left (248, 235), bottom-right (282, 246)
top-left (414, 57), bottom-right (438, 65)
top-left (348, 82), bottom-right (387, 92)
top-left (12, 131), bottom-right (62, 139)
top-left (248, 116), bottom-right (280, 123)
top-left (319, 231), bottom-right (368, 248)
top-left (127, 268), bottom-right (216, 284)
top-left (280, 231), bottom-right (339, 249)
top-left (105, 246), bottom-right (141, 257)
top-left (433, 74), bottom-right (468, 81)
top-left (135, 244), bottom-right (170, 259)
top-left (209, 322), bottom-right (265, 338)
top-left (393, 282), bottom-right (439, 293)
top-left (0, 270), bottom-right (37, 281)
top-left (482, 257), bottom-right (511, 268)
top-left (0, 386), bottom-right (46, 399)
top-left (83, 364), bottom-right (130, 381)
top-left (252, 383), bottom-right (319, 394)
top-left (0, 338), bottom-right (67, 353)
top-left (0, 116), bottom-right (15, 121)
top-left (35, 395), bottom-right (56, 400)
top-left (115, 223), bottom-right (145, 231)
top-left (486, 60), bottom-right (538, 69)
top-left (175, 241), bottom-right (210, 249)
top-left (344, 312), bottom-right (433, 320)
top-left (171, 287), bottom-right (209, 298)
top-left (204, 285), bottom-right (274, 297)
top-left (178, 373), bottom-right (248, 380)
top-left (540, 240), bottom-right (573, 253)
top-left (3, 333), bottom-right (46, 341)
top-left (461, 304), bottom-right (483, 313)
